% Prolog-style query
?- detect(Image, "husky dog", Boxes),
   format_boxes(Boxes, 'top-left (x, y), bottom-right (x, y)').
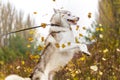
top-left (30, 9), bottom-right (91, 80)
top-left (5, 74), bottom-right (31, 80)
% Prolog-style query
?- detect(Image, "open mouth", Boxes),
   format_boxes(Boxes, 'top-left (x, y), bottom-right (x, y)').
top-left (67, 19), bottom-right (78, 24)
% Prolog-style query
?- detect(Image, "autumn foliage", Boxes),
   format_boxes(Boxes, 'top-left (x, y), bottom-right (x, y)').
top-left (0, 0), bottom-right (120, 80)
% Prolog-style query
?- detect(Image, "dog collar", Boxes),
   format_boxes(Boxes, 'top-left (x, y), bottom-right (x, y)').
top-left (50, 24), bottom-right (72, 31)
top-left (51, 24), bottom-right (60, 26)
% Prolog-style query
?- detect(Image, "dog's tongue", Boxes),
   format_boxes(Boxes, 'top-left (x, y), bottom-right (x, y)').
top-left (73, 20), bottom-right (77, 24)
top-left (67, 19), bottom-right (77, 24)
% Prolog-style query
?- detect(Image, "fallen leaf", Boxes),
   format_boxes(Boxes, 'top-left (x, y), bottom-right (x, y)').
top-left (62, 44), bottom-right (66, 48)
top-left (41, 23), bottom-right (47, 28)
top-left (102, 58), bottom-right (106, 61)
top-left (79, 33), bottom-right (83, 37)
top-left (82, 26), bottom-right (86, 30)
top-left (76, 25), bottom-right (79, 30)
top-left (29, 30), bottom-right (35, 34)
top-left (75, 37), bottom-right (80, 43)
top-left (55, 43), bottom-right (60, 48)
top-left (16, 66), bottom-right (21, 69)
top-left (41, 37), bottom-right (45, 42)
top-left (99, 71), bottom-right (103, 75)
top-left (80, 56), bottom-right (86, 61)
top-left (99, 24), bottom-right (102, 26)
top-left (100, 27), bottom-right (104, 32)
top-left (27, 44), bottom-right (31, 48)
top-left (90, 65), bottom-right (98, 71)
top-left (33, 12), bottom-right (37, 14)
top-left (38, 45), bottom-right (44, 50)
top-left (28, 37), bottom-right (34, 42)
top-left (88, 12), bottom-right (92, 18)
top-left (21, 61), bottom-right (25, 65)
top-left (116, 48), bottom-right (120, 52)
top-left (67, 42), bottom-right (71, 46)
top-left (103, 48), bottom-right (109, 53)
top-left (99, 34), bottom-right (103, 38)
top-left (96, 27), bottom-right (100, 31)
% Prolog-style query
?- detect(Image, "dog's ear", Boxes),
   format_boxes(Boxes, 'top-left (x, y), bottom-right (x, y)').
top-left (53, 8), bottom-right (59, 13)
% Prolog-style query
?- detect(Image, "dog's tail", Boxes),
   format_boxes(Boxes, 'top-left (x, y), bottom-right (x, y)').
top-left (5, 74), bottom-right (31, 80)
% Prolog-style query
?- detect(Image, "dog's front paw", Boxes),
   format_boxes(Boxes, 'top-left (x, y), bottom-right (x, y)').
top-left (79, 44), bottom-right (91, 56)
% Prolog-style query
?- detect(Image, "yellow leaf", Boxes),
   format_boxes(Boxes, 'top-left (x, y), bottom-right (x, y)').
top-left (62, 44), bottom-right (66, 48)
top-left (35, 59), bottom-right (39, 63)
top-left (89, 36), bottom-right (95, 41)
top-left (29, 55), bottom-right (34, 59)
top-left (34, 55), bottom-right (40, 59)
top-left (79, 33), bottom-right (83, 37)
top-left (41, 23), bottom-right (47, 28)
top-left (80, 56), bottom-right (86, 61)
top-left (71, 73), bottom-right (76, 77)
top-left (21, 61), bottom-right (25, 65)
top-left (103, 48), bottom-right (109, 53)
top-left (28, 37), bottom-right (34, 42)
top-left (27, 44), bottom-right (31, 48)
top-left (75, 70), bottom-right (79, 74)
top-left (100, 27), bottom-right (104, 32)
top-left (38, 45), bottom-right (44, 50)
top-left (92, 78), bottom-right (96, 80)
top-left (75, 37), bottom-right (80, 43)
top-left (96, 27), bottom-right (100, 31)
top-left (33, 12), bottom-right (37, 14)
top-left (67, 42), bottom-right (71, 46)
top-left (41, 37), bottom-right (45, 42)
top-left (0, 61), bottom-right (4, 65)
top-left (55, 43), bottom-right (60, 48)
top-left (99, 24), bottom-right (102, 26)
top-left (82, 26), bottom-right (86, 30)
top-left (29, 30), bottom-right (35, 34)
top-left (76, 25), bottom-right (79, 30)
top-left (88, 12), bottom-right (92, 18)
top-left (99, 71), bottom-right (103, 75)
top-left (9, 65), bottom-right (13, 68)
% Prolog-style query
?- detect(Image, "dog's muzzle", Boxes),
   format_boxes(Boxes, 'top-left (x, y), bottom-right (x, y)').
top-left (67, 17), bottom-right (79, 24)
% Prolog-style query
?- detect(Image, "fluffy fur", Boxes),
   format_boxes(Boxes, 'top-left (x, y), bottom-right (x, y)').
top-left (5, 74), bottom-right (31, 80)
top-left (30, 9), bottom-right (90, 80)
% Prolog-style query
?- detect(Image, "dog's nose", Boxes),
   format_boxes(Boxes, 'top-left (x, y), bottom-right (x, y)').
top-left (77, 17), bottom-right (79, 20)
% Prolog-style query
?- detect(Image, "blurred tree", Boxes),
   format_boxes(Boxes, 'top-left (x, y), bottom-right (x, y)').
top-left (0, 1), bottom-right (35, 62)
top-left (0, 2), bottom-right (35, 47)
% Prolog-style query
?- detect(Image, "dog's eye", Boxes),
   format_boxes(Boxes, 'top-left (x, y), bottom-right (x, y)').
top-left (68, 14), bottom-right (71, 16)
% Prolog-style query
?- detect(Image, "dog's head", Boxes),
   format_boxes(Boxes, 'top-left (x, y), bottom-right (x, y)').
top-left (50, 9), bottom-right (79, 27)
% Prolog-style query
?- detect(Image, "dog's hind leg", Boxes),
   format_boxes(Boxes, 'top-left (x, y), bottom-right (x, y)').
top-left (48, 71), bottom-right (56, 80)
